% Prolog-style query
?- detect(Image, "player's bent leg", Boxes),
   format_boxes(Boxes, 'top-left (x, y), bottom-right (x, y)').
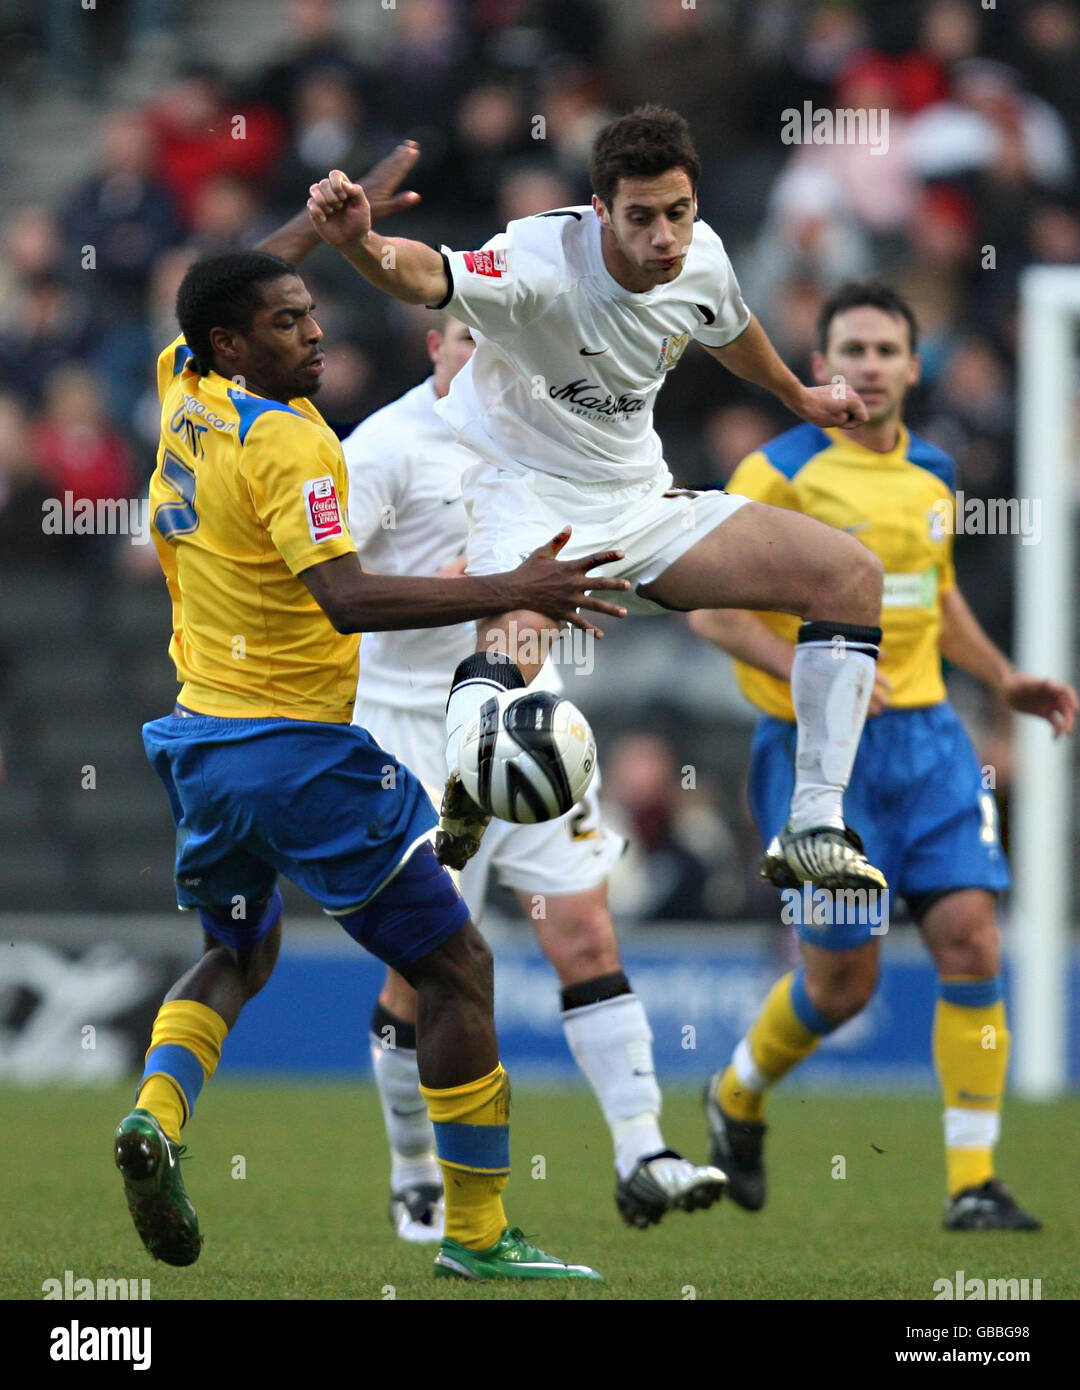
top-left (522, 884), bottom-right (726, 1227)
top-left (115, 889), bottom-right (284, 1267)
top-left (917, 890), bottom-right (1040, 1231)
top-left (340, 844), bottom-right (599, 1280)
top-left (368, 968), bottom-right (444, 1243)
top-left (637, 499), bottom-right (882, 621)
top-left (641, 503), bottom-right (885, 892)
top-left (706, 940), bottom-right (878, 1211)
top-left (439, 612), bottom-right (562, 870)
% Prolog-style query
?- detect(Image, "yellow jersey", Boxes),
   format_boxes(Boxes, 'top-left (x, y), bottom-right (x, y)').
top-left (727, 421), bottom-right (956, 721)
top-left (149, 336), bottom-right (359, 722)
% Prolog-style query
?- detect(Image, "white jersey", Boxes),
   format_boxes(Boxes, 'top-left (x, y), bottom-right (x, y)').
top-left (434, 206), bottom-right (751, 485)
top-left (344, 377), bottom-right (562, 719)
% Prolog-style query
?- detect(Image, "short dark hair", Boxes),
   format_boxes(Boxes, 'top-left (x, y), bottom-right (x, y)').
top-left (176, 251), bottom-right (298, 375)
top-left (817, 280), bottom-right (919, 353)
top-left (589, 105), bottom-right (701, 208)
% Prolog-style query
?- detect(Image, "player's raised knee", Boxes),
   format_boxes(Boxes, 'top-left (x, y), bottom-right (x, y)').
top-left (807, 532), bottom-right (882, 624)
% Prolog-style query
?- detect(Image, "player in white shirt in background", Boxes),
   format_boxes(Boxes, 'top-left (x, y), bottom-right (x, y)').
top-left (308, 106), bottom-right (890, 900)
top-left (344, 313), bottom-right (726, 1240)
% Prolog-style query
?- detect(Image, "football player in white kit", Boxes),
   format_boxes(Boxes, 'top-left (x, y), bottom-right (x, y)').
top-left (307, 106), bottom-right (887, 896)
top-left (344, 312), bottom-right (726, 1239)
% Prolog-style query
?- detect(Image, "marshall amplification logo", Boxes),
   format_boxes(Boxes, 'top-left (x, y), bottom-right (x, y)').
top-left (547, 379), bottom-right (648, 420)
top-left (655, 331), bottom-right (690, 372)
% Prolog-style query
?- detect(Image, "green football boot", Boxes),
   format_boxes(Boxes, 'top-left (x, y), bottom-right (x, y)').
top-left (433, 1226), bottom-right (602, 1282)
top-left (113, 1108), bottom-right (202, 1266)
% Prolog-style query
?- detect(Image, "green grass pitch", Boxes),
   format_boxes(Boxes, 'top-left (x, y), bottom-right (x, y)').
top-left (2, 1083), bottom-right (1077, 1301)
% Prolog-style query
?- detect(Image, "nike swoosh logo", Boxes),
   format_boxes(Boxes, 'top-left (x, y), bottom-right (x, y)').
top-left (957, 1090), bottom-right (995, 1103)
top-left (441, 497), bottom-right (459, 505)
top-left (390, 1105), bottom-right (428, 1117)
top-left (632, 1068), bottom-right (655, 1077)
top-left (579, 347), bottom-right (607, 356)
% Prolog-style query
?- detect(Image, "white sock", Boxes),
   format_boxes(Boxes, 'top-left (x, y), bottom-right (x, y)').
top-left (562, 993), bottom-right (665, 1179)
top-left (369, 1036), bottom-right (440, 1191)
top-left (943, 1107), bottom-right (1000, 1150)
top-left (731, 1036), bottom-right (768, 1095)
top-left (789, 624), bottom-right (879, 832)
top-left (444, 653), bottom-right (525, 771)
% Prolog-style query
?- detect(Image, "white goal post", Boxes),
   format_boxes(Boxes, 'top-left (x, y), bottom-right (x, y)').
top-left (1013, 266), bottom-right (1079, 1098)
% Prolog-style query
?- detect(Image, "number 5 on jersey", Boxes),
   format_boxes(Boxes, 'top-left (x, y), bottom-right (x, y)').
top-left (154, 449), bottom-right (199, 541)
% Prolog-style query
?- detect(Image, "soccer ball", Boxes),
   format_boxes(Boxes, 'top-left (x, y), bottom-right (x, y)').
top-left (458, 689), bottom-right (596, 823)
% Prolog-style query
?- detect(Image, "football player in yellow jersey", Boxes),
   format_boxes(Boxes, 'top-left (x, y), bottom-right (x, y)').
top-left (695, 282), bottom-right (1077, 1230)
top-left (113, 164), bottom-right (632, 1280)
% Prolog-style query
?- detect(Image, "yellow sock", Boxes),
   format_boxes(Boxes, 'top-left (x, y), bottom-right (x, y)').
top-left (934, 978), bottom-right (1008, 1197)
top-left (420, 1064), bottom-right (510, 1251)
top-left (136, 999), bottom-right (228, 1143)
top-left (718, 970), bottom-right (830, 1123)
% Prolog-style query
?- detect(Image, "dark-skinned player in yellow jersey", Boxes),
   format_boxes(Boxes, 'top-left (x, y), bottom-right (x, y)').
top-left (694, 281), bottom-right (1077, 1230)
top-left (113, 146), bottom-right (631, 1283)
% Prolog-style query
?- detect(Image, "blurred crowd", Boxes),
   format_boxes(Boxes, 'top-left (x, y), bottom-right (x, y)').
top-left (2, 0), bottom-right (1075, 918)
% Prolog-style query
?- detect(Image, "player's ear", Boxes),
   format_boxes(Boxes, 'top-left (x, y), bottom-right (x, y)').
top-left (809, 350), bottom-right (829, 386)
top-left (908, 352), bottom-right (922, 390)
top-left (209, 325), bottom-right (240, 365)
top-left (425, 327), bottom-right (443, 365)
top-left (591, 194), bottom-right (609, 227)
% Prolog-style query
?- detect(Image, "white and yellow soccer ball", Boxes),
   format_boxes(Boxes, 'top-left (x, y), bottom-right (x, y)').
top-left (458, 689), bottom-right (596, 823)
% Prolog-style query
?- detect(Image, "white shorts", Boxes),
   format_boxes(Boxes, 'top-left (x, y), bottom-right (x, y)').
top-left (461, 460), bottom-right (751, 615)
top-left (353, 698), bottom-right (625, 913)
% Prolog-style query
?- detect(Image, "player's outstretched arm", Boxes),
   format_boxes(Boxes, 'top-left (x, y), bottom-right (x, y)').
top-left (306, 169), bottom-right (448, 306)
top-left (703, 316), bottom-right (869, 430)
top-left (941, 586), bottom-right (1078, 737)
top-left (300, 527), bottom-right (629, 635)
top-left (256, 142), bottom-right (423, 264)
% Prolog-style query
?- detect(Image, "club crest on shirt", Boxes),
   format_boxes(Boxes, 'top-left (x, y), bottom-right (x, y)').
top-left (463, 249), bottom-right (507, 278)
top-left (304, 476), bottom-right (344, 542)
top-left (655, 331), bottom-right (689, 372)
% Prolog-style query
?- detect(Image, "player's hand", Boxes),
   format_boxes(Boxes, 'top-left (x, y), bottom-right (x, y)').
top-left (1002, 670), bottom-right (1078, 738)
top-left (307, 170), bottom-right (372, 247)
top-left (433, 554), bottom-right (469, 579)
top-left (360, 140), bottom-right (422, 222)
top-left (868, 668), bottom-right (893, 717)
top-left (797, 383), bottom-right (869, 430)
top-left (506, 527), bottom-right (630, 633)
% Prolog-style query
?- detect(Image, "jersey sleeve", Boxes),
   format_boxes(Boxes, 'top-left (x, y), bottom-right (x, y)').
top-left (688, 224), bottom-right (753, 349)
top-left (341, 421), bottom-right (404, 553)
top-left (725, 450), bottom-right (800, 510)
top-left (156, 334), bottom-right (196, 404)
top-left (240, 412), bottom-right (356, 576)
top-left (434, 225), bottom-right (561, 338)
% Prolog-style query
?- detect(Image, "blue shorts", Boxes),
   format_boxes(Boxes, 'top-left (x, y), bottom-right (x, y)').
top-left (142, 712), bottom-right (469, 970)
top-left (749, 703), bottom-right (1010, 949)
